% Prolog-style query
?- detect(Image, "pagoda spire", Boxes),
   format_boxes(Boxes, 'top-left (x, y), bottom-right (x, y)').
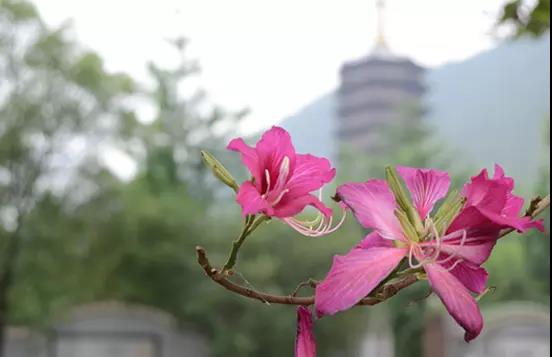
top-left (376, 0), bottom-right (388, 47)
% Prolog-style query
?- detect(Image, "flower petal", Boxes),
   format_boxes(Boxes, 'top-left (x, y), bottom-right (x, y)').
top-left (462, 167), bottom-right (510, 214)
top-left (236, 181), bottom-right (273, 217)
top-left (227, 137), bottom-right (262, 186)
top-left (337, 180), bottom-right (405, 241)
top-left (274, 193), bottom-right (332, 219)
top-left (423, 230), bottom-right (497, 265)
top-left (256, 126), bottom-right (297, 181)
top-left (295, 307), bottom-right (317, 357)
top-left (442, 260), bottom-right (489, 294)
top-left (286, 154), bottom-right (336, 197)
top-left (357, 232), bottom-right (395, 249)
top-left (397, 166), bottom-right (451, 219)
top-left (315, 247), bottom-right (407, 316)
top-left (425, 263), bottom-right (484, 342)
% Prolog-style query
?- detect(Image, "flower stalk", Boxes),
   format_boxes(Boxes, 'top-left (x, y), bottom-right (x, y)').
top-left (221, 215), bottom-right (270, 273)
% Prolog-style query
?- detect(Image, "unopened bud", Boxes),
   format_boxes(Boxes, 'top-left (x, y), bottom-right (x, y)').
top-left (385, 166), bottom-right (424, 234)
top-left (433, 190), bottom-right (466, 235)
top-left (201, 150), bottom-right (240, 193)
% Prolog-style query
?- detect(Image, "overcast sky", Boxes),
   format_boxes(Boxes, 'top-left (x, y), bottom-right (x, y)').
top-left (36, 0), bottom-right (523, 134)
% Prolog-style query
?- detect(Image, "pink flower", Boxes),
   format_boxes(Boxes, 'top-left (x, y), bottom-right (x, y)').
top-left (315, 165), bottom-right (544, 342)
top-left (295, 307), bottom-right (317, 357)
top-left (228, 126), bottom-right (343, 236)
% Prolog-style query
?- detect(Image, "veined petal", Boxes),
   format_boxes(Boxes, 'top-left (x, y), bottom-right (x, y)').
top-left (256, 126), bottom-right (297, 181)
top-left (227, 138), bottom-right (262, 187)
top-left (315, 247), bottom-right (407, 316)
top-left (357, 232), bottom-right (395, 249)
top-left (337, 180), bottom-right (406, 241)
top-left (425, 263), bottom-right (483, 342)
top-left (295, 307), bottom-right (317, 357)
top-left (286, 154), bottom-right (336, 197)
top-left (503, 194), bottom-right (525, 217)
top-left (447, 206), bottom-right (504, 238)
top-left (441, 260), bottom-right (489, 294)
top-left (236, 181), bottom-right (273, 217)
top-left (463, 167), bottom-right (509, 214)
top-left (438, 240), bottom-right (496, 266)
top-left (274, 193), bottom-right (332, 219)
top-left (397, 166), bottom-right (451, 219)
top-left (422, 230), bottom-right (497, 265)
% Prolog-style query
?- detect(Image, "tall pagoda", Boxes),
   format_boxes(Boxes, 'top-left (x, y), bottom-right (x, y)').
top-left (337, 0), bottom-right (426, 152)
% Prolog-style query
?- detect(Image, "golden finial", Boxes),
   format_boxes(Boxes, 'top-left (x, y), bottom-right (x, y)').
top-left (376, 0), bottom-right (387, 47)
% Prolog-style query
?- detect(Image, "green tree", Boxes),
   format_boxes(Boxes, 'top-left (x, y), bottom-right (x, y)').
top-left (499, 0), bottom-right (551, 37)
top-left (0, 1), bottom-right (135, 353)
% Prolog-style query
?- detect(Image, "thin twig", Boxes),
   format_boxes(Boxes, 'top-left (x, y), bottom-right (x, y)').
top-left (196, 246), bottom-right (418, 307)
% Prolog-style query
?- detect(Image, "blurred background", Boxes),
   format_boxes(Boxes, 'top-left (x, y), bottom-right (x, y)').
top-left (0, 0), bottom-right (550, 356)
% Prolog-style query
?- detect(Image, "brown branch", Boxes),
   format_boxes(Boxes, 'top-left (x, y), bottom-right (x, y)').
top-left (197, 195), bottom-right (550, 307)
top-left (196, 246), bottom-right (418, 307)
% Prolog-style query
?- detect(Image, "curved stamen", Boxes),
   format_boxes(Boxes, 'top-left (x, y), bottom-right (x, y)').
top-left (408, 244), bottom-right (426, 269)
top-left (262, 169), bottom-right (272, 197)
top-left (271, 189), bottom-right (290, 206)
top-left (284, 205), bottom-right (347, 238)
top-left (436, 229), bottom-right (468, 265)
top-left (445, 258), bottom-right (465, 272)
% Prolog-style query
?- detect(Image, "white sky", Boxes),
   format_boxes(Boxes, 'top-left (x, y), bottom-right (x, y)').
top-left (35, 0), bottom-right (521, 134)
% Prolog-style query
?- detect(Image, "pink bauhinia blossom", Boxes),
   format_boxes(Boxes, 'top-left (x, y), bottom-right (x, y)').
top-left (295, 307), bottom-right (317, 357)
top-left (315, 165), bottom-right (544, 342)
top-left (228, 126), bottom-right (344, 236)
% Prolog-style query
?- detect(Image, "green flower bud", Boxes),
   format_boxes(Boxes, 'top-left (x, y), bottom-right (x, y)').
top-left (433, 190), bottom-right (466, 235)
top-left (385, 166), bottom-right (424, 234)
top-left (201, 150), bottom-right (240, 193)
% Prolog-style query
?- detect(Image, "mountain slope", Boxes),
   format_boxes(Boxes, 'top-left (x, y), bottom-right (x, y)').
top-left (280, 35), bottom-right (550, 182)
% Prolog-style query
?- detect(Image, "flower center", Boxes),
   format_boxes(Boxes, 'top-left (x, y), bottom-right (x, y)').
top-left (262, 156), bottom-right (292, 206)
top-left (407, 218), bottom-right (468, 271)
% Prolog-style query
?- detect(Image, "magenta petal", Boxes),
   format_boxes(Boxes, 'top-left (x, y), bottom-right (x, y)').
top-left (295, 307), bottom-right (317, 357)
top-left (357, 232), bottom-right (394, 249)
top-left (227, 137), bottom-right (262, 186)
top-left (337, 180), bottom-right (405, 241)
top-left (425, 263), bottom-right (484, 342)
top-left (256, 126), bottom-right (297, 179)
top-left (462, 168), bottom-right (509, 214)
top-left (286, 154), bottom-right (336, 197)
top-left (236, 181), bottom-right (273, 217)
top-left (274, 193), bottom-right (332, 219)
top-left (447, 206), bottom-right (503, 237)
top-left (434, 232), bottom-right (497, 265)
top-left (315, 247), bottom-right (407, 316)
top-left (397, 166), bottom-right (451, 219)
top-left (442, 260), bottom-right (489, 294)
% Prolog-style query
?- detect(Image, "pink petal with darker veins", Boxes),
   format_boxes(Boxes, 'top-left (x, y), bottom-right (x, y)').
top-left (295, 307), bottom-right (317, 357)
top-left (236, 181), bottom-right (273, 217)
top-left (441, 259), bottom-right (489, 294)
top-left (397, 166), bottom-right (451, 219)
top-left (286, 154), bottom-right (336, 198)
top-left (425, 263), bottom-right (484, 342)
top-left (227, 137), bottom-right (262, 189)
top-left (337, 180), bottom-right (406, 241)
top-left (315, 247), bottom-right (407, 316)
top-left (357, 232), bottom-right (395, 249)
top-left (255, 126), bottom-right (297, 180)
top-left (273, 193), bottom-right (333, 219)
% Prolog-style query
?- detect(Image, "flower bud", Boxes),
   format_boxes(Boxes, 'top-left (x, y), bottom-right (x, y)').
top-left (385, 166), bottom-right (424, 234)
top-left (201, 150), bottom-right (240, 193)
top-left (433, 190), bottom-right (466, 235)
